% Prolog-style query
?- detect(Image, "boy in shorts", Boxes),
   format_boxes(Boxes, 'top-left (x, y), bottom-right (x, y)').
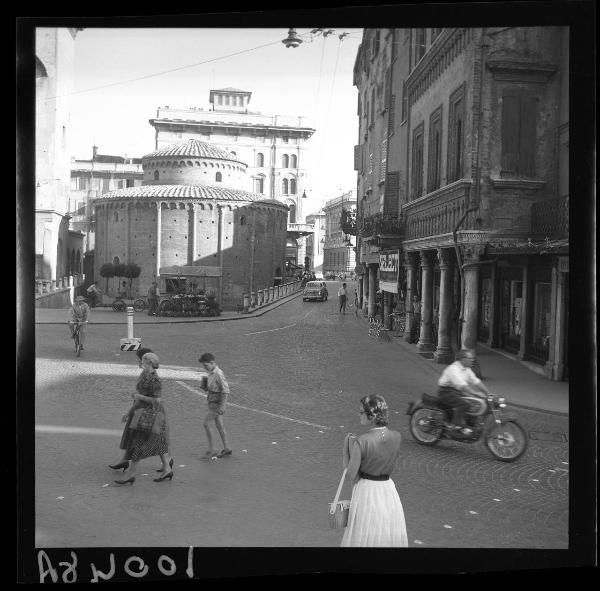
top-left (198, 352), bottom-right (232, 459)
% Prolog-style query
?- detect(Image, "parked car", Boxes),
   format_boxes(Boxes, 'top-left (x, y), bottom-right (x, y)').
top-left (303, 281), bottom-right (328, 302)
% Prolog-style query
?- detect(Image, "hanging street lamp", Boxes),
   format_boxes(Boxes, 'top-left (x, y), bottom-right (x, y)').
top-left (282, 28), bottom-right (303, 48)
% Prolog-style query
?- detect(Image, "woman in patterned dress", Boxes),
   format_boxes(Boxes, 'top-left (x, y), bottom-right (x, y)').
top-left (114, 352), bottom-right (173, 485)
top-left (340, 395), bottom-right (408, 547)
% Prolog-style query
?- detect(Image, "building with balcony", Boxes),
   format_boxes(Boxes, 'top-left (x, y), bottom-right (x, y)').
top-left (35, 27), bottom-right (84, 285)
top-left (354, 27), bottom-right (569, 381)
top-left (322, 190), bottom-right (357, 277)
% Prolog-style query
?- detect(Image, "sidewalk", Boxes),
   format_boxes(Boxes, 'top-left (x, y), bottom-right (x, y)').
top-left (34, 290), bottom-right (304, 325)
top-left (384, 329), bottom-right (568, 416)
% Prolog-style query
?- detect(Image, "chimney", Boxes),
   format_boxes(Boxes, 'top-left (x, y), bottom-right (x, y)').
top-left (92, 145), bottom-right (98, 160)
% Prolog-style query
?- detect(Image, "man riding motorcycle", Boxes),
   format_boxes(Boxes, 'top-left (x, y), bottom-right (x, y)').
top-left (437, 349), bottom-right (491, 436)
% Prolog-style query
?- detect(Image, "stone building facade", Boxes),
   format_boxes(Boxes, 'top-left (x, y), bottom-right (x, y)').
top-left (322, 191), bottom-right (357, 277)
top-left (353, 27), bottom-right (569, 381)
top-left (93, 139), bottom-right (288, 310)
top-left (35, 27), bottom-right (84, 283)
top-left (305, 210), bottom-right (326, 277)
top-left (148, 89), bottom-right (315, 267)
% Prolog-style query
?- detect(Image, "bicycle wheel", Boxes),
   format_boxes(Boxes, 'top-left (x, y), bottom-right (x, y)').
top-left (74, 330), bottom-right (81, 357)
top-left (133, 298), bottom-right (146, 312)
top-left (158, 299), bottom-right (173, 315)
top-left (112, 299), bottom-right (125, 312)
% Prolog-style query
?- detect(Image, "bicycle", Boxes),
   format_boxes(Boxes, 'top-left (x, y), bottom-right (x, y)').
top-left (111, 294), bottom-right (147, 312)
top-left (389, 312), bottom-right (406, 336)
top-left (368, 316), bottom-right (392, 342)
top-left (69, 320), bottom-right (88, 357)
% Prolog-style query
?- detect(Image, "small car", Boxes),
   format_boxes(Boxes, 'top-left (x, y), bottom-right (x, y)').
top-left (303, 281), bottom-right (328, 302)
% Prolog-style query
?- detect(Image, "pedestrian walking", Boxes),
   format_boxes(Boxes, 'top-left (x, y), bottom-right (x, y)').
top-left (113, 352), bottom-right (173, 485)
top-left (198, 352), bottom-right (232, 459)
top-left (338, 282), bottom-right (348, 314)
top-left (340, 395), bottom-right (408, 547)
top-left (147, 282), bottom-right (159, 316)
top-left (109, 347), bottom-right (174, 474)
top-left (354, 289), bottom-right (359, 317)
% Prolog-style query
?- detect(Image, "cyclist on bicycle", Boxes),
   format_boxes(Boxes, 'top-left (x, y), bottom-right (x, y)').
top-left (68, 296), bottom-right (90, 349)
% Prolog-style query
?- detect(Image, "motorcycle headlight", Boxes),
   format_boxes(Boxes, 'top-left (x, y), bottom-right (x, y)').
top-left (499, 403), bottom-right (507, 408)
top-left (498, 397), bottom-right (505, 404)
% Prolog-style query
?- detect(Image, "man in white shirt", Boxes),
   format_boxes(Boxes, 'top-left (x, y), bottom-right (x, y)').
top-left (337, 283), bottom-right (348, 314)
top-left (437, 349), bottom-right (491, 435)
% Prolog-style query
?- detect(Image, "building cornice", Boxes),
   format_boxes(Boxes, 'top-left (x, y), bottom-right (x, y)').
top-left (150, 118), bottom-right (315, 137)
top-left (486, 59), bottom-right (558, 83)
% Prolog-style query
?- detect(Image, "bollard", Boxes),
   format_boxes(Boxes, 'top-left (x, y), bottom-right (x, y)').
top-left (275, 285), bottom-right (280, 299)
top-left (127, 306), bottom-right (134, 339)
top-left (51, 279), bottom-right (56, 292)
top-left (251, 291), bottom-right (256, 308)
top-left (269, 286), bottom-right (275, 301)
top-left (243, 292), bottom-right (250, 312)
top-left (257, 290), bottom-right (264, 306)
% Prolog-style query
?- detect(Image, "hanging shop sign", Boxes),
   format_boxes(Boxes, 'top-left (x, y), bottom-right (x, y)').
top-left (379, 250), bottom-right (399, 293)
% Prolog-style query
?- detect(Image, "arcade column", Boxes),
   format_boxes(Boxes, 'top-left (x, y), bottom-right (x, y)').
top-left (417, 250), bottom-right (435, 352)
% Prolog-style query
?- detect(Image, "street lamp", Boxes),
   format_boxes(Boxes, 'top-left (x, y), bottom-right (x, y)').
top-left (282, 28), bottom-right (303, 48)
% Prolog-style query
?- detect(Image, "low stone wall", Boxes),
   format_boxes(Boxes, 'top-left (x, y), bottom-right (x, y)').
top-left (35, 288), bottom-right (73, 309)
top-left (239, 280), bottom-right (303, 313)
top-left (34, 274), bottom-right (85, 309)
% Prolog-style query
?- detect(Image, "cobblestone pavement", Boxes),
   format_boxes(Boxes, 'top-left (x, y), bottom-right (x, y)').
top-left (34, 281), bottom-right (568, 548)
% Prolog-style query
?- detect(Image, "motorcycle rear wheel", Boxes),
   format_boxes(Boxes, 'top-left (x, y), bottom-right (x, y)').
top-left (485, 420), bottom-right (528, 462)
top-left (409, 408), bottom-right (444, 445)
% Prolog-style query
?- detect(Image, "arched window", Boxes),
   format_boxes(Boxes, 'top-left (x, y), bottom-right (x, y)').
top-left (216, 172), bottom-right (222, 182)
top-left (256, 152), bottom-right (264, 167)
top-left (288, 203), bottom-right (296, 224)
top-left (290, 179), bottom-right (297, 194)
top-left (282, 154), bottom-right (289, 168)
top-left (154, 170), bottom-right (159, 180)
top-left (240, 215), bottom-right (247, 225)
top-left (113, 256), bottom-right (120, 265)
top-left (290, 154), bottom-right (297, 168)
top-left (282, 178), bottom-right (289, 194)
top-left (114, 211), bottom-right (119, 222)
top-left (230, 151), bottom-right (236, 157)
top-left (254, 176), bottom-right (264, 194)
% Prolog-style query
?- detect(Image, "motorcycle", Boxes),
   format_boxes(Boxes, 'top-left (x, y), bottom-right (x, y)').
top-left (406, 391), bottom-right (528, 462)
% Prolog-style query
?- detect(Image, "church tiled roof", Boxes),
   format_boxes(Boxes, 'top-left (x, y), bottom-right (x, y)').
top-left (143, 139), bottom-right (246, 165)
top-left (95, 184), bottom-right (266, 202)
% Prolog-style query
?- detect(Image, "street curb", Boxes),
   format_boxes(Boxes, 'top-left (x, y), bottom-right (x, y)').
top-left (356, 315), bottom-right (568, 417)
top-left (35, 291), bottom-right (304, 325)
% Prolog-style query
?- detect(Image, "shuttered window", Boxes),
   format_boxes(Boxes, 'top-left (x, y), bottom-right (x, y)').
top-left (384, 171), bottom-right (400, 216)
top-left (447, 84), bottom-right (465, 183)
top-left (354, 145), bottom-right (360, 171)
top-left (411, 122), bottom-right (425, 199)
top-left (380, 139), bottom-right (388, 183)
top-left (428, 106), bottom-right (443, 192)
top-left (501, 92), bottom-right (537, 176)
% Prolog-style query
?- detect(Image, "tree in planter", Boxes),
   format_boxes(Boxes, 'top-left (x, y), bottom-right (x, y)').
top-left (113, 263), bottom-right (127, 297)
top-left (99, 263), bottom-right (115, 293)
top-left (123, 263), bottom-right (141, 298)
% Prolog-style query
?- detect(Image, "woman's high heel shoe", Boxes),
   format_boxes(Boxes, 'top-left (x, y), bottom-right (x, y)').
top-left (109, 461), bottom-right (129, 471)
top-left (153, 470), bottom-right (174, 482)
top-left (155, 458), bottom-right (174, 473)
top-left (114, 476), bottom-right (135, 485)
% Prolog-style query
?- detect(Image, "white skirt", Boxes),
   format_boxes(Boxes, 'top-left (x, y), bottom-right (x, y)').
top-left (341, 478), bottom-right (408, 547)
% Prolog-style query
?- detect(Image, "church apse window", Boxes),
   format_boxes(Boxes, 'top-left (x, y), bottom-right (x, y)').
top-left (216, 172), bottom-right (222, 182)
top-left (154, 170), bottom-right (159, 180)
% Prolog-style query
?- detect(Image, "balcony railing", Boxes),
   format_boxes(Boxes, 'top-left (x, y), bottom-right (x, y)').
top-left (358, 213), bottom-right (405, 242)
top-left (530, 196), bottom-right (569, 239)
top-left (340, 208), bottom-right (358, 236)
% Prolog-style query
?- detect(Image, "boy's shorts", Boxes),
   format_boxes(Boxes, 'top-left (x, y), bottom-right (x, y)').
top-left (207, 392), bottom-right (227, 415)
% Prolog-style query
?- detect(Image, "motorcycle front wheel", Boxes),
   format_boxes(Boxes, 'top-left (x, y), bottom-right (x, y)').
top-left (485, 420), bottom-right (528, 462)
top-left (409, 407), bottom-right (444, 445)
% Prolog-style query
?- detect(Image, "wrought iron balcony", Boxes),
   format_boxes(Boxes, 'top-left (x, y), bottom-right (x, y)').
top-left (530, 195), bottom-right (569, 239)
top-left (340, 208), bottom-right (358, 236)
top-left (358, 213), bottom-right (405, 245)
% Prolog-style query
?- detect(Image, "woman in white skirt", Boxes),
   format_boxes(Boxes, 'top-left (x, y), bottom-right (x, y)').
top-left (341, 395), bottom-right (408, 547)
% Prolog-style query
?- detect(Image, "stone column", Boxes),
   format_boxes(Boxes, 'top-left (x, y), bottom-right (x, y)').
top-left (517, 257), bottom-right (529, 360)
top-left (551, 267), bottom-right (567, 380)
top-left (417, 251), bottom-right (435, 352)
top-left (461, 247), bottom-right (482, 351)
top-left (362, 271), bottom-right (369, 313)
top-left (357, 272), bottom-right (364, 308)
top-left (487, 262), bottom-right (499, 347)
top-left (404, 252), bottom-right (418, 342)
top-left (434, 248), bottom-right (455, 364)
top-left (368, 264), bottom-right (377, 318)
top-left (257, 290), bottom-right (264, 306)
top-left (251, 291), bottom-right (257, 308)
top-left (155, 202), bottom-right (162, 280)
top-left (383, 291), bottom-right (392, 329)
top-left (269, 286), bottom-right (275, 301)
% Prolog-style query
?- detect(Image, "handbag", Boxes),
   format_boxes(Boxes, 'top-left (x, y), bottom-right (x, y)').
top-left (328, 468), bottom-right (351, 529)
top-left (130, 405), bottom-right (161, 432)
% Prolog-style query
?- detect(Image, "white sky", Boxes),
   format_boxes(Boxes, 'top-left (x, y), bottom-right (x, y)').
top-left (70, 28), bottom-right (363, 217)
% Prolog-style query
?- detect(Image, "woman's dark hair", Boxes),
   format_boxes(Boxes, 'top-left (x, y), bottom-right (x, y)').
top-left (136, 347), bottom-right (153, 360)
top-left (360, 395), bottom-right (389, 426)
top-left (198, 352), bottom-right (215, 363)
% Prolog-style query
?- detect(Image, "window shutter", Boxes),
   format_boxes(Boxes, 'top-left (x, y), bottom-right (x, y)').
top-left (354, 145), bottom-right (360, 171)
top-left (384, 171), bottom-right (400, 216)
top-left (519, 96), bottom-right (537, 175)
top-left (501, 94), bottom-right (520, 173)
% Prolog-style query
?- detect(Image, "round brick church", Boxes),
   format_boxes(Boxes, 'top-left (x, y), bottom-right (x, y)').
top-left (93, 139), bottom-right (288, 310)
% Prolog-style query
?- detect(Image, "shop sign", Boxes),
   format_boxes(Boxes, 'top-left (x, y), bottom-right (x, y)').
top-left (379, 250), bottom-right (399, 293)
top-left (558, 257), bottom-right (569, 273)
